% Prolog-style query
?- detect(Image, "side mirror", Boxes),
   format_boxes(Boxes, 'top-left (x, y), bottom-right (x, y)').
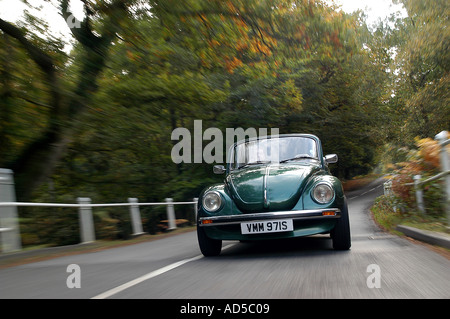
top-left (325, 154), bottom-right (338, 164)
top-left (213, 165), bottom-right (226, 174)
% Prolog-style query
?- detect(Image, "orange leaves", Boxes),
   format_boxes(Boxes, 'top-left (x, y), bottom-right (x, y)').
top-left (249, 38), bottom-right (272, 56)
top-left (126, 50), bottom-right (135, 61)
top-left (158, 0), bottom-right (356, 77)
top-left (329, 31), bottom-right (342, 48)
top-left (390, 137), bottom-right (445, 207)
top-left (235, 39), bottom-right (249, 51)
top-left (225, 0), bottom-right (237, 13)
top-left (207, 39), bottom-right (221, 47)
top-left (196, 13), bottom-right (209, 24)
top-left (416, 138), bottom-right (441, 169)
top-left (224, 56), bottom-right (243, 73)
top-left (232, 16), bottom-right (249, 29)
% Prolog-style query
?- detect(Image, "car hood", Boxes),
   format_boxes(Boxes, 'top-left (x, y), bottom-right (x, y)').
top-left (226, 163), bottom-right (321, 213)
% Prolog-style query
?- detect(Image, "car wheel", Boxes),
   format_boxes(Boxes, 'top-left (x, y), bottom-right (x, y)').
top-left (197, 225), bottom-right (222, 257)
top-left (331, 197), bottom-right (351, 250)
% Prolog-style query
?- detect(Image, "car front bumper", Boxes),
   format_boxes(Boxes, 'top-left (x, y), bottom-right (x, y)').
top-left (198, 208), bottom-right (341, 226)
top-left (198, 208), bottom-right (341, 241)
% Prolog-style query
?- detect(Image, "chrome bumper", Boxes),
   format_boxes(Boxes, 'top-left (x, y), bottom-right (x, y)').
top-left (198, 208), bottom-right (341, 226)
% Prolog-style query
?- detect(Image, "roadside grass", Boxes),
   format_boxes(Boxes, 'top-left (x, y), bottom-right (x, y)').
top-left (370, 196), bottom-right (403, 234)
top-left (370, 195), bottom-right (448, 234)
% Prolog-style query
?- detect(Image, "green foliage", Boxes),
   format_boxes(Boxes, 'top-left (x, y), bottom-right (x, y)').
top-left (388, 0), bottom-right (450, 142)
top-left (3, 0), bottom-right (436, 246)
top-left (372, 194), bottom-right (448, 234)
top-left (371, 195), bottom-right (405, 231)
top-left (19, 206), bottom-right (80, 246)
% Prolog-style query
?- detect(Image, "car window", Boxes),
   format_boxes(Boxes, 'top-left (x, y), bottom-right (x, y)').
top-left (232, 136), bottom-right (318, 169)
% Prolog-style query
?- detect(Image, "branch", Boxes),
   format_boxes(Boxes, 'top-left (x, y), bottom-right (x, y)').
top-left (319, 69), bottom-right (335, 84)
top-left (17, 96), bottom-right (51, 109)
top-left (115, 33), bottom-right (148, 55)
top-left (60, 0), bottom-right (99, 49)
top-left (0, 18), bottom-right (54, 74)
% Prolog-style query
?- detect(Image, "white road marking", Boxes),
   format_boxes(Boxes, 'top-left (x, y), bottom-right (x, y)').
top-left (91, 243), bottom-right (236, 299)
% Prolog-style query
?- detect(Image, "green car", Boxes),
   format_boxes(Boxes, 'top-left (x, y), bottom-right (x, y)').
top-left (197, 134), bottom-right (351, 256)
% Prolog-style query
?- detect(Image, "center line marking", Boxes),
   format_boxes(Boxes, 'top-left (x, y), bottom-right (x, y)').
top-left (91, 243), bottom-right (235, 299)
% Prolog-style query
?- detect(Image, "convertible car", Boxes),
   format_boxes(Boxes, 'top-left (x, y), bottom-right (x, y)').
top-left (197, 133), bottom-right (351, 256)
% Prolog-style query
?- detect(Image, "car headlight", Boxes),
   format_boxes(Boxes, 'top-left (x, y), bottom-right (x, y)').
top-left (202, 191), bottom-right (222, 212)
top-left (312, 183), bottom-right (334, 204)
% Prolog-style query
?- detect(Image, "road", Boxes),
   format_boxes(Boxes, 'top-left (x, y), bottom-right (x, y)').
top-left (0, 178), bottom-right (449, 299)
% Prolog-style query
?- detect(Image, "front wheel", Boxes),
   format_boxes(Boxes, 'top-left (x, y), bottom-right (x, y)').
top-left (197, 226), bottom-right (222, 257)
top-left (331, 197), bottom-right (351, 250)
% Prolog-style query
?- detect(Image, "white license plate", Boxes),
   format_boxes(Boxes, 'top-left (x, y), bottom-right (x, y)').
top-left (241, 219), bottom-right (293, 235)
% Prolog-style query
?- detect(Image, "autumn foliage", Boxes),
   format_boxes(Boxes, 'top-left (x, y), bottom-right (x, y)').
top-left (1, 0), bottom-right (448, 245)
top-left (391, 138), bottom-right (446, 215)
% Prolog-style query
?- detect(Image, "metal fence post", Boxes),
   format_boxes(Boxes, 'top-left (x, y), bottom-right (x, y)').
top-left (165, 198), bottom-right (176, 230)
top-left (193, 197), bottom-right (198, 222)
top-left (0, 169), bottom-right (21, 253)
top-left (413, 175), bottom-right (425, 214)
top-left (435, 130), bottom-right (450, 226)
top-left (77, 197), bottom-right (95, 243)
top-left (383, 180), bottom-right (392, 196)
top-left (128, 198), bottom-right (144, 236)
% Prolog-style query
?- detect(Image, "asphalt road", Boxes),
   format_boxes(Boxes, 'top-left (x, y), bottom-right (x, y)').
top-left (0, 178), bottom-right (449, 299)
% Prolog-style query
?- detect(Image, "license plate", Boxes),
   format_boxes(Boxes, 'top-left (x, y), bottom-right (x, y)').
top-left (241, 219), bottom-right (293, 235)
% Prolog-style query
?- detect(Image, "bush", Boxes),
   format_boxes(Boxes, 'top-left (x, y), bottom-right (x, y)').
top-left (94, 210), bottom-right (121, 240)
top-left (391, 162), bottom-right (419, 207)
top-left (422, 180), bottom-right (446, 217)
top-left (371, 195), bottom-right (404, 231)
top-left (142, 206), bottom-right (166, 235)
top-left (19, 206), bottom-right (80, 247)
top-left (389, 137), bottom-right (446, 217)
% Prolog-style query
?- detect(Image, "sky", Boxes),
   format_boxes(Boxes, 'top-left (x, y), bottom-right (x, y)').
top-left (0, 0), bottom-right (84, 50)
top-left (0, 0), bottom-right (407, 52)
top-left (332, 0), bottom-right (407, 26)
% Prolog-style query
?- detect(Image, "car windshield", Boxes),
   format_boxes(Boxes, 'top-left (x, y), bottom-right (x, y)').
top-left (232, 136), bottom-right (318, 169)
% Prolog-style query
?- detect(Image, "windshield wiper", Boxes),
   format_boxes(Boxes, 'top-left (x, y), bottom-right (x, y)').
top-left (237, 161), bottom-right (270, 169)
top-left (280, 154), bottom-right (317, 163)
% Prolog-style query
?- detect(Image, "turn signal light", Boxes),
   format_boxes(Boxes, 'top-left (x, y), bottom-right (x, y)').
top-left (202, 219), bottom-right (213, 224)
top-left (322, 211), bottom-right (336, 216)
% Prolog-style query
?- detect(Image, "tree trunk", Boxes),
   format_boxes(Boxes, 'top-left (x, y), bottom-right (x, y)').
top-left (0, 13), bottom-right (115, 200)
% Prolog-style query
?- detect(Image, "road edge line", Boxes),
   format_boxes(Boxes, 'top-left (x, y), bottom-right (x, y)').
top-left (90, 243), bottom-right (235, 299)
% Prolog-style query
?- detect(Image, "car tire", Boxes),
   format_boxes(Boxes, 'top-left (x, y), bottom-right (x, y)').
top-left (331, 197), bottom-right (351, 250)
top-left (197, 225), bottom-right (222, 257)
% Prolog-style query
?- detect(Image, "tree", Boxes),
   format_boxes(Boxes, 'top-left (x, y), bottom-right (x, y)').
top-left (389, 0), bottom-right (449, 142)
top-left (2, 0), bottom-right (392, 205)
top-left (0, 0), bottom-right (133, 200)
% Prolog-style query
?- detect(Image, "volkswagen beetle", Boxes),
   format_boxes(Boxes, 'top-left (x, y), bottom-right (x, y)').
top-left (197, 133), bottom-right (350, 256)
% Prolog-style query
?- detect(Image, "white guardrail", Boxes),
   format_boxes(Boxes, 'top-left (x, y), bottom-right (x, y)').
top-left (0, 168), bottom-right (198, 253)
